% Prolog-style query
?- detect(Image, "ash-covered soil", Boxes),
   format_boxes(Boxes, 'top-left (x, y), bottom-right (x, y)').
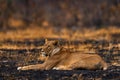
top-left (0, 39), bottom-right (120, 80)
top-left (0, 59), bottom-right (120, 80)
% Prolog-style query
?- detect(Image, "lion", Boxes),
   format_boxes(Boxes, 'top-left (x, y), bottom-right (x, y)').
top-left (17, 40), bottom-right (108, 70)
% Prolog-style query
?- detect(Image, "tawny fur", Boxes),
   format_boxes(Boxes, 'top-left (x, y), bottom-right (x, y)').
top-left (17, 40), bottom-right (108, 70)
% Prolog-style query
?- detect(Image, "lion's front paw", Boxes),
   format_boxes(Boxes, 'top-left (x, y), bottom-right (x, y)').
top-left (17, 66), bottom-right (27, 70)
top-left (53, 67), bottom-right (60, 70)
top-left (17, 67), bottom-right (22, 70)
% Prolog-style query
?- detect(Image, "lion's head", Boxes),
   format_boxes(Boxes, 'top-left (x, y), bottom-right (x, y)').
top-left (38, 39), bottom-right (61, 61)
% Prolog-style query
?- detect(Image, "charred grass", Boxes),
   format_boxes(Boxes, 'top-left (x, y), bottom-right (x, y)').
top-left (0, 27), bottom-right (120, 80)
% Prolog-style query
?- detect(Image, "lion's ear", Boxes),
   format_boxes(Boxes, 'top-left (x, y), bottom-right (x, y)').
top-left (51, 47), bottom-right (61, 56)
top-left (45, 39), bottom-right (48, 44)
top-left (53, 40), bottom-right (59, 46)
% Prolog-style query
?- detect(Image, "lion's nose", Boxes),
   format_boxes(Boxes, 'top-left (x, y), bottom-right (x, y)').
top-left (41, 49), bottom-right (44, 52)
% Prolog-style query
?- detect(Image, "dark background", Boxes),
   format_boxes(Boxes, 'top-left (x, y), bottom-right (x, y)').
top-left (0, 0), bottom-right (120, 30)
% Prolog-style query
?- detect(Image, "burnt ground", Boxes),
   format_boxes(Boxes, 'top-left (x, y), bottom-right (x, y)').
top-left (0, 39), bottom-right (120, 80)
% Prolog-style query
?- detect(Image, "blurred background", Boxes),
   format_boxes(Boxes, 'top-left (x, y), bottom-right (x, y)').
top-left (0, 1), bottom-right (120, 79)
top-left (0, 0), bottom-right (120, 42)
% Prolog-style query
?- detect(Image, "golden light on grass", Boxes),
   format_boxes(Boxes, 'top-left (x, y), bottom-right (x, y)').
top-left (0, 26), bottom-right (119, 41)
top-left (0, 26), bottom-right (119, 49)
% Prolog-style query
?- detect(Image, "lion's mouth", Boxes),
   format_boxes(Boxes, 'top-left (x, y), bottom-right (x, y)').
top-left (41, 51), bottom-right (47, 57)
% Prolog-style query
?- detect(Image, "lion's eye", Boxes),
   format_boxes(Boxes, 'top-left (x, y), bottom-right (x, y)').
top-left (47, 45), bottom-right (51, 49)
top-left (48, 45), bottom-right (50, 47)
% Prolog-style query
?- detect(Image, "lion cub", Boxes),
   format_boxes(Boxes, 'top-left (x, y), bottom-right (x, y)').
top-left (17, 40), bottom-right (108, 70)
